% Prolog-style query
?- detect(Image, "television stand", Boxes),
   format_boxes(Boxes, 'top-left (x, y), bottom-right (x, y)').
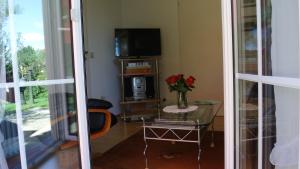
top-left (118, 57), bottom-right (160, 121)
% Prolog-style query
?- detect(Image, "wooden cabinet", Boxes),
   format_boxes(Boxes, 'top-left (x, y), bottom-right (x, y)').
top-left (118, 57), bottom-right (160, 121)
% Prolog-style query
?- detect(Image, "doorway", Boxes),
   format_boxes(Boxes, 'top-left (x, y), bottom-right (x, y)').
top-left (82, 0), bottom-right (225, 169)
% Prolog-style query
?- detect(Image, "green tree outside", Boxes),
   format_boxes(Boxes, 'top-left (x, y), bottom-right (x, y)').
top-left (1, 0), bottom-right (48, 113)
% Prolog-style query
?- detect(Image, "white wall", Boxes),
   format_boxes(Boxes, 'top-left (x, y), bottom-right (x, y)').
top-left (84, 0), bottom-right (122, 114)
top-left (179, 0), bottom-right (223, 108)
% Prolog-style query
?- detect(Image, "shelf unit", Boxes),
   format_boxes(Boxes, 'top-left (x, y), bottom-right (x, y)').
top-left (118, 57), bottom-right (160, 120)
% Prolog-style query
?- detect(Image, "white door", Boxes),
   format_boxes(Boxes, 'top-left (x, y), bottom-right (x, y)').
top-left (0, 0), bottom-right (90, 168)
top-left (222, 0), bottom-right (300, 169)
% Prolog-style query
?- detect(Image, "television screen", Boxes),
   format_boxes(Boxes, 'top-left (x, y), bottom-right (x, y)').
top-left (115, 28), bottom-right (161, 57)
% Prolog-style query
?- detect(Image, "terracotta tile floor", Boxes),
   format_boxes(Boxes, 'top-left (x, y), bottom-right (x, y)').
top-left (93, 131), bottom-right (224, 169)
top-left (37, 121), bottom-right (224, 169)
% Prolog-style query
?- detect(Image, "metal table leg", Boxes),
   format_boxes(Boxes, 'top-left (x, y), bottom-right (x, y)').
top-left (142, 118), bottom-right (149, 169)
top-left (197, 121), bottom-right (202, 162)
top-left (210, 120), bottom-right (215, 148)
top-left (144, 140), bottom-right (149, 169)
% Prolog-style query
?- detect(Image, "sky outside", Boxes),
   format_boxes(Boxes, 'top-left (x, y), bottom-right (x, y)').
top-left (14, 0), bottom-right (45, 49)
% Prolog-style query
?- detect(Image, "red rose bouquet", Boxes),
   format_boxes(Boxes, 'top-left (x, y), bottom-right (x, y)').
top-left (165, 74), bottom-right (195, 108)
top-left (165, 74), bottom-right (196, 93)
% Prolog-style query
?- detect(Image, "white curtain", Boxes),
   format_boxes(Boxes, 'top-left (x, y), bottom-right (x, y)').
top-left (42, 0), bottom-right (73, 141)
top-left (269, 0), bottom-right (299, 168)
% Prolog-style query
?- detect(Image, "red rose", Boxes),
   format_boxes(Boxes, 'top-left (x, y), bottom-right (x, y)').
top-left (186, 76), bottom-right (196, 86)
top-left (166, 75), bottom-right (178, 84)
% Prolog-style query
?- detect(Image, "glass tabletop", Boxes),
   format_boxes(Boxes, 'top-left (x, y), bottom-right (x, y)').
top-left (153, 100), bottom-right (222, 127)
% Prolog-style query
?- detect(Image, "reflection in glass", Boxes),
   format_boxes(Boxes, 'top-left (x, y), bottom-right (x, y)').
top-left (0, 0), bottom-right (13, 83)
top-left (238, 80), bottom-right (258, 169)
top-left (261, 0), bottom-right (272, 76)
top-left (1, 0), bottom-right (81, 168)
top-left (237, 0), bottom-right (258, 74)
top-left (263, 85), bottom-right (299, 169)
top-left (0, 88), bottom-right (21, 169)
top-left (21, 84), bottom-right (79, 168)
top-left (13, 0), bottom-right (74, 81)
top-left (262, 84), bottom-right (276, 169)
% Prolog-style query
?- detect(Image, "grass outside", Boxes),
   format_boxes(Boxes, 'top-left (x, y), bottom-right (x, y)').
top-left (3, 93), bottom-right (49, 115)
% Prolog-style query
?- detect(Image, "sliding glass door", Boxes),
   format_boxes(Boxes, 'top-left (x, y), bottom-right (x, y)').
top-left (232, 0), bottom-right (300, 169)
top-left (0, 0), bottom-right (90, 168)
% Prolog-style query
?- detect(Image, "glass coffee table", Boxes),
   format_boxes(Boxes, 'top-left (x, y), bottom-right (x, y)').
top-left (142, 100), bottom-right (222, 169)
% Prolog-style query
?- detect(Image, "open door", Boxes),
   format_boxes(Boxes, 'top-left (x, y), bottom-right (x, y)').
top-left (223, 0), bottom-right (300, 169)
top-left (0, 0), bottom-right (90, 168)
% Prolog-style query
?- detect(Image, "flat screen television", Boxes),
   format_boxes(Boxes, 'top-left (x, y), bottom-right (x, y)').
top-left (115, 28), bottom-right (161, 57)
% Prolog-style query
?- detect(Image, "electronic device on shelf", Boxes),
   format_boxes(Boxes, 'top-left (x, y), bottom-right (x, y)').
top-left (114, 28), bottom-right (161, 58)
top-left (132, 77), bottom-right (146, 100)
top-left (124, 76), bottom-right (155, 101)
top-left (125, 62), bottom-right (152, 74)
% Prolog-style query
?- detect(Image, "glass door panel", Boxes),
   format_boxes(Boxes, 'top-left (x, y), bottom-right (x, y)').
top-left (236, 0), bottom-right (258, 74)
top-left (238, 80), bottom-right (258, 169)
top-left (0, 88), bottom-right (22, 169)
top-left (21, 84), bottom-right (78, 168)
top-left (233, 0), bottom-right (300, 169)
top-left (13, 0), bottom-right (74, 82)
top-left (0, 0), bottom-right (89, 168)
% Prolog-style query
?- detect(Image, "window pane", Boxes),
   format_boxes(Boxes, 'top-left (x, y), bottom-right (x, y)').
top-left (237, 0), bottom-right (258, 74)
top-left (238, 80), bottom-right (258, 169)
top-left (13, 0), bottom-right (74, 81)
top-left (262, 0), bottom-right (300, 78)
top-left (21, 84), bottom-right (80, 168)
top-left (0, 88), bottom-right (22, 168)
top-left (262, 85), bottom-right (299, 169)
top-left (0, 0), bottom-right (13, 83)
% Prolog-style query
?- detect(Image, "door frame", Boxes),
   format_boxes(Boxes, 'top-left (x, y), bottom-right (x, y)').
top-left (71, 0), bottom-right (91, 168)
top-left (221, 0), bottom-right (235, 169)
